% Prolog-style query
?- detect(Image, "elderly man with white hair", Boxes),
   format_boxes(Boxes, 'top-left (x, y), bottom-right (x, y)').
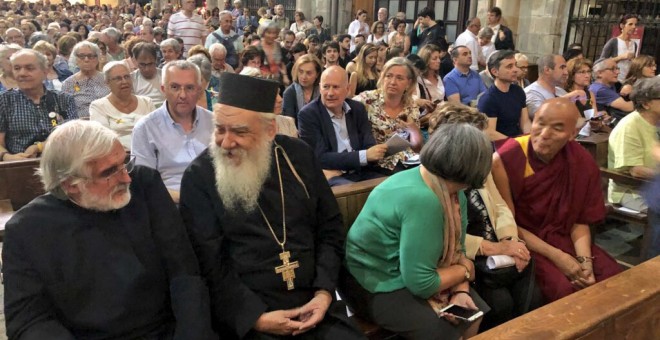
top-left (179, 72), bottom-right (364, 339)
top-left (2, 120), bottom-right (217, 339)
top-left (0, 49), bottom-right (77, 161)
top-left (209, 43), bottom-right (235, 78)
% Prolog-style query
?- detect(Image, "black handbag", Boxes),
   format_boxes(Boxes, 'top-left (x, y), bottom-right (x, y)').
top-left (474, 256), bottom-right (538, 314)
top-left (474, 256), bottom-right (522, 289)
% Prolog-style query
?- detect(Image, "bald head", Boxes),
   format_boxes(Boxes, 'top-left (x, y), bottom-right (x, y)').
top-left (320, 66), bottom-right (349, 115)
top-left (535, 98), bottom-right (580, 127)
top-left (530, 98), bottom-right (580, 163)
top-left (321, 66), bottom-right (348, 85)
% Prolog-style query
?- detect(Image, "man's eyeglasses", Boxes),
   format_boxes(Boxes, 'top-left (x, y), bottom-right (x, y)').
top-left (138, 62), bottom-right (156, 68)
top-left (603, 66), bottom-right (619, 72)
top-left (81, 156), bottom-right (136, 183)
top-left (76, 53), bottom-right (98, 60)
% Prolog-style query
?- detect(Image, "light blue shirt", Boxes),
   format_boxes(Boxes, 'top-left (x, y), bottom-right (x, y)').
top-left (326, 102), bottom-right (367, 166)
top-left (443, 68), bottom-right (487, 105)
top-left (131, 102), bottom-right (214, 191)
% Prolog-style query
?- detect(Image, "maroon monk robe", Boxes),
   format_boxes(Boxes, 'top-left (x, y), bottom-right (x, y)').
top-left (497, 135), bottom-right (621, 302)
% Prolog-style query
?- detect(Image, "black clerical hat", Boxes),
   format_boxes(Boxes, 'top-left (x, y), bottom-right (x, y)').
top-left (218, 73), bottom-right (279, 113)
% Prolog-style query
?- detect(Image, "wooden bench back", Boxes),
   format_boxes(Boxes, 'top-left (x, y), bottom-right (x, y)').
top-left (332, 177), bottom-right (387, 232)
top-left (0, 159), bottom-right (44, 210)
top-left (473, 256), bottom-right (660, 340)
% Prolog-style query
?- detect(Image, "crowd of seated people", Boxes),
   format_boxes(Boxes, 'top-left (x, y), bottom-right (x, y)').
top-left (0, 1), bottom-right (657, 339)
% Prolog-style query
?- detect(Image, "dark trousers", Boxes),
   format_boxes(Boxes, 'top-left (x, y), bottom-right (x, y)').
top-left (338, 268), bottom-right (489, 340)
top-left (472, 258), bottom-right (544, 332)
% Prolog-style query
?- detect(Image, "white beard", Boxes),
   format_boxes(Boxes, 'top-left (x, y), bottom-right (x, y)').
top-left (210, 138), bottom-right (273, 213)
top-left (77, 182), bottom-right (132, 212)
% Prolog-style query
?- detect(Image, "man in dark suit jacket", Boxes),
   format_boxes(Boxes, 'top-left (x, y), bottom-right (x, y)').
top-left (298, 66), bottom-right (387, 186)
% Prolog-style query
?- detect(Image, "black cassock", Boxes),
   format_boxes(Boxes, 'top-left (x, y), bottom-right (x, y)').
top-left (2, 166), bottom-right (216, 340)
top-left (180, 135), bottom-right (364, 339)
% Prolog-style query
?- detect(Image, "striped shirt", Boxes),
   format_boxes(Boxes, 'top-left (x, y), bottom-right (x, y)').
top-left (167, 11), bottom-right (205, 55)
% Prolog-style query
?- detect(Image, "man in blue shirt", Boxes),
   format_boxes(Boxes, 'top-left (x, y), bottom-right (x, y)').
top-left (0, 49), bottom-right (77, 162)
top-left (477, 50), bottom-right (530, 140)
top-left (131, 60), bottom-right (214, 203)
top-left (589, 58), bottom-right (634, 120)
top-left (444, 45), bottom-right (487, 106)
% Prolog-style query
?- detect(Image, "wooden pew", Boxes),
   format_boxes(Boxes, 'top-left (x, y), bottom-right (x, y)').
top-left (473, 256), bottom-right (660, 340)
top-left (332, 177), bottom-right (387, 232)
top-left (576, 132), bottom-right (609, 168)
top-left (0, 158), bottom-right (43, 211)
top-left (599, 167), bottom-right (652, 259)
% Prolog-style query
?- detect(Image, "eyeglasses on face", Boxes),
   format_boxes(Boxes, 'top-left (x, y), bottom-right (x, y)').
top-left (109, 74), bottom-right (131, 83)
top-left (81, 156), bottom-right (136, 183)
top-left (76, 53), bottom-right (98, 60)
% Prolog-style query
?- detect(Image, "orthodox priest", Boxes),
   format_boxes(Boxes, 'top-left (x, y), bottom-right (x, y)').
top-left (179, 73), bottom-right (364, 339)
top-left (2, 120), bottom-right (216, 340)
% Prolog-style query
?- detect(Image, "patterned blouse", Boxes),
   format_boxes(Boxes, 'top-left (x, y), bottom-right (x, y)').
top-left (353, 89), bottom-right (420, 170)
top-left (61, 72), bottom-right (111, 118)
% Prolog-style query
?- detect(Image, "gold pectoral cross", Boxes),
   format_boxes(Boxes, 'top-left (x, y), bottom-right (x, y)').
top-left (274, 251), bottom-right (299, 290)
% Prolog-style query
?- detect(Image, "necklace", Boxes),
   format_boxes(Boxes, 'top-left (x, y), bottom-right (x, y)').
top-left (257, 145), bottom-right (299, 290)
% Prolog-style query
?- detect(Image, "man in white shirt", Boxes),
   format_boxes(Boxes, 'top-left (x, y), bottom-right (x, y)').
top-left (167, 0), bottom-right (205, 56)
top-left (454, 17), bottom-right (484, 71)
top-left (131, 42), bottom-right (165, 107)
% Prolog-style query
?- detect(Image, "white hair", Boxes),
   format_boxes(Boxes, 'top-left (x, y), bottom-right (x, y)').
top-left (209, 43), bottom-right (227, 56)
top-left (210, 132), bottom-right (272, 213)
top-left (102, 61), bottom-right (130, 82)
top-left (39, 120), bottom-right (120, 199)
top-left (162, 59), bottom-right (202, 86)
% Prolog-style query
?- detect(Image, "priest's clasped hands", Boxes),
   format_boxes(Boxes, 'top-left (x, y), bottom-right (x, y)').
top-left (254, 289), bottom-right (334, 336)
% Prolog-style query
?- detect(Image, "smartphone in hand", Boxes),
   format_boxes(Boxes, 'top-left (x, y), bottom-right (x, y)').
top-left (439, 304), bottom-right (484, 322)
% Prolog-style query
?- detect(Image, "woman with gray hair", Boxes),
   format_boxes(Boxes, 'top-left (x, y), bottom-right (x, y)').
top-left (427, 102), bottom-right (542, 331)
top-left (353, 57), bottom-right (423, 174)
top-left (187, 53), bottom-right (217, 111)
top-left (342, 123), bottom-right (492, 339)
top-left (608, 77), bottom-right (660, 211)
top-left (159, 38), bottom-right (182, 67)
top-left (62, 41), bottom-right (111, 117)
top-left (89, 62), bottom-right (155, 150)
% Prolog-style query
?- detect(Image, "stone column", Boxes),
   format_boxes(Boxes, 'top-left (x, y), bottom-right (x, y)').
top-left (476, 0), bottom-right (570, 62)
top-left (297, 0), bottom-right (352, 36)
top-left (516, 0), bottom-right (570, 61)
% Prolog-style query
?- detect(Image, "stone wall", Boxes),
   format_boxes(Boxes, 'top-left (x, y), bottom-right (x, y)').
top-left (476, 0), bottom-right (570, 63)
top-left (295, 0), bottom-right (354, 36)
